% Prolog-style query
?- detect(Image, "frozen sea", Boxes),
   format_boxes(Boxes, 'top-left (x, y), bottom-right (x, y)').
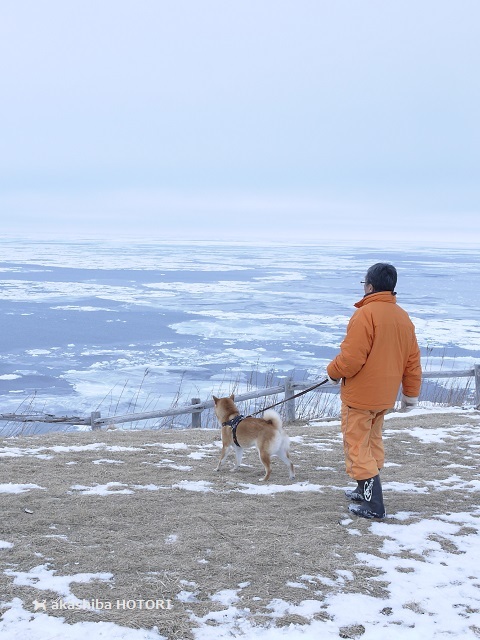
top-left (0, 239), bottom-right (478, 431)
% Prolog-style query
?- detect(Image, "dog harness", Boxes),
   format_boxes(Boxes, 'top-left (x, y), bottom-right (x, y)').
top-left (222, 415), bottom-right (244, 447)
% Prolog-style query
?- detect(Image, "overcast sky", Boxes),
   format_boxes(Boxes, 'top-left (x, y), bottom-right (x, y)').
top-left (1, 1), bottom-right (479, 243)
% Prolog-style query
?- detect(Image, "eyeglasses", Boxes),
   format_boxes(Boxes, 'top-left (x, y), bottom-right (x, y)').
top-left (360, 281), bottom-right (366, 284)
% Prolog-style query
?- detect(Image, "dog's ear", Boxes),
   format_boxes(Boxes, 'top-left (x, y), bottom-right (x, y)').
top-left (213, 395), bottom-right (219, 404)
top-left (230, 393), bottom-right (235, 401)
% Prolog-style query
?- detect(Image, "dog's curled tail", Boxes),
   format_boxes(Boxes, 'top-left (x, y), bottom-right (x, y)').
top-left (262, 409), bottom-right (283, 430)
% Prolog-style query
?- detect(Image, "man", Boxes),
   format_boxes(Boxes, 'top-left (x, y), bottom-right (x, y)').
top-left (326, 263), bottom-right (421, 519)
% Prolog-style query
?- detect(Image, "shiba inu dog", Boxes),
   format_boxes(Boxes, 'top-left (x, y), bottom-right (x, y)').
top-left (212, 394), bottom-right (295, 482)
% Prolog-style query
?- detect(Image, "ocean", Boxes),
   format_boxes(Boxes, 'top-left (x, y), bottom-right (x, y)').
top-left (0, 239), bottom-right (478, 433)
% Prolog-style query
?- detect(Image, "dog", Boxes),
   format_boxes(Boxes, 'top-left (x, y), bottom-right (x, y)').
top-left (212, 394), bottom-right (295, 482)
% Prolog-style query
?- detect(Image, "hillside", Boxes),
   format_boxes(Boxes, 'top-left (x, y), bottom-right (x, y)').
top-left (1, 409), bottom-right (479, 639)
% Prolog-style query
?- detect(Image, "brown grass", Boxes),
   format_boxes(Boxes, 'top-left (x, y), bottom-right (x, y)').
top-left (1, 410), bottom-right (479, 638)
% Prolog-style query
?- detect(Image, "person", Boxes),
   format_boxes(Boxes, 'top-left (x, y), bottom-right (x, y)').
top-left (326, 263), bottom-right (422, 519)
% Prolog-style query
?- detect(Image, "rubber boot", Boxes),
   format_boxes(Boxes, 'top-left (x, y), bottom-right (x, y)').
top-left (349, 475), bottom-right (386, 519)
top-left (344, 481), bottom-right (364, 502)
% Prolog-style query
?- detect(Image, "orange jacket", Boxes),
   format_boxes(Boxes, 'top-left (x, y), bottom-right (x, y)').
top-left (327, 292), bottom-right (422, 411)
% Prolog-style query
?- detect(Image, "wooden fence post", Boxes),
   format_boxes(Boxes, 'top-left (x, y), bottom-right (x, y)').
top-left (191, 398), bottom-right (202, 428)
top-left (90, 411), bottom-right (101, 430)
top-left (475, 365), bottom-right (480, 410)
top-left (284, 378), bottom-right (296, 422)
top-left (2, 365), bottom-right (476, 431)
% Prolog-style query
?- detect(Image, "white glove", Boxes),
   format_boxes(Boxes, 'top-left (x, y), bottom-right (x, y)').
top-left (400, 394), bottom-right (418, 412)
top-left (326, 373), bottom-right (341, 385)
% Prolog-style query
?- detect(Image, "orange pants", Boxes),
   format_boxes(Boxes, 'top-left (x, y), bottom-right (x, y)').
top-left (341, 403), bottom-right (388, 480)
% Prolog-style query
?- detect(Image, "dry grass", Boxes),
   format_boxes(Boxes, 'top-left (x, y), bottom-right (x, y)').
top-left (1, 410), bottom-right (479, 638)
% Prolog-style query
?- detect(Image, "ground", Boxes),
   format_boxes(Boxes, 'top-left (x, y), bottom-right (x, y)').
top-left (0, 409), bottom-right (479, 639)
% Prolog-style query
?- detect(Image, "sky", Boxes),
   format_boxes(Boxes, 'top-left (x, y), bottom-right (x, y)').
top-left (1, 1), bottom-right (479, 243)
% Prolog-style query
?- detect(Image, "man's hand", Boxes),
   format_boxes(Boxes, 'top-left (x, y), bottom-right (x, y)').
top-left (327, 373), bottom-right (341, 385)
top-left (400, 394), bottom-right (418, 412)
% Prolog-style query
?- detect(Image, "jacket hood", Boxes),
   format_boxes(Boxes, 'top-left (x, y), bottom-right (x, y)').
top-left (354, 291), bottom-right (397, 309)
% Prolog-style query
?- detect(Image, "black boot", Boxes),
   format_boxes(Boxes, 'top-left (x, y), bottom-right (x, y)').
top-left (344, 481), bottom-right (364, 502)
top-left (349, 475), bottom-right (386, 519)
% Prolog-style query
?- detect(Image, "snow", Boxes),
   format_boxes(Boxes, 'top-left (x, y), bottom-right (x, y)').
top-left (188, 512), bottom-right (480, 639)
top-left (70, 482), bottom-right (163, 496)
top-left (382, 482), bottom-right (429, 494)
top-left (165, 534), bottom-right (178, 544)
top-left (236, 482), bottom-right (323, 495)
top-left (70, 482), bottom-right (134, 495)
top-left (0, 443), bottom-right (142, 458)
top-left (0, 483), bottom-right (45, 494)
top-left (1, 225), bottom-right (479, 640)
top-left (172, 480), bottom-right (214, 492)
top-left (1, 408), bottom-right (478, 639)
top-left (0, 600), bottom-right (167, 640)
top-left (0, 540), bottom-right (13, 549)
top-left (5, 565), bottom-right (113, 603)
top-left (210, 590), bottom-right (240, 606)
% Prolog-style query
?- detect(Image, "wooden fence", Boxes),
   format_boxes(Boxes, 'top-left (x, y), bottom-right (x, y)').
top-left (0, 366), bottom-right (478, 431)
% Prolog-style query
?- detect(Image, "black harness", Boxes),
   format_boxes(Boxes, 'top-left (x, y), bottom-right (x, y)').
top-left (222, 414), bottom-right (245, 447)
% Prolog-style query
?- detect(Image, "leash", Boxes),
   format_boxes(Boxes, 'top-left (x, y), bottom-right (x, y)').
top-left (246, 377), bottom-right (330, 417)
top-left (221, 378), bottom-right (330, 444)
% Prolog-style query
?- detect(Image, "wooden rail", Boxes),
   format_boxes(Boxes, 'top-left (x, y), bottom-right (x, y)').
top-left (0, 366), bottom-right (478, 430)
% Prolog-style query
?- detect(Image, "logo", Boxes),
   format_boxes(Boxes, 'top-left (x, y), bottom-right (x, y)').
top-left (364, 478), bottom-right (374, 502)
